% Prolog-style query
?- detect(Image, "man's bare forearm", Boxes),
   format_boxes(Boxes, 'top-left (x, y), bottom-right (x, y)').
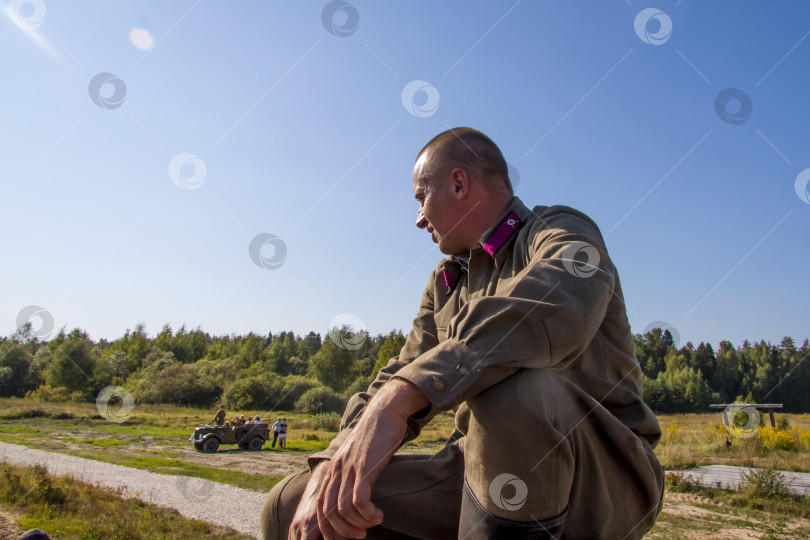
top-left (367, 378), bottom-right (430, 420)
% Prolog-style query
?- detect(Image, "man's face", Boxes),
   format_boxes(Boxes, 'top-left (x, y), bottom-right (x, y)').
top-left (413, 152), bottom-right (467, 256)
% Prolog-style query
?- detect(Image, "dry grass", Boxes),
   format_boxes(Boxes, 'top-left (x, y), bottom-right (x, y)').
top-left (655, 412), bottom-right (810, 472)
top-left (0, 462), bottom-right (251, 539)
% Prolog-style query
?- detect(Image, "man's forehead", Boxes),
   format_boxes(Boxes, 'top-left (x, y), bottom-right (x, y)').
top-left (412, 152), bottom-right (432, 190)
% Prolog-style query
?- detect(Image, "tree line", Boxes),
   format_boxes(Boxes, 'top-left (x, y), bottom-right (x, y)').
top-left (639, 329), bottom-right (810, 413)
top-left (1, 322), bottom-right (807, 414)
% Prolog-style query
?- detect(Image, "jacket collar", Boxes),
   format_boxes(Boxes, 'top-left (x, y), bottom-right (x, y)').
top-left (439, 198), bottom-right (532, 293)
top-left (477, 197), bottom-right (531, 265)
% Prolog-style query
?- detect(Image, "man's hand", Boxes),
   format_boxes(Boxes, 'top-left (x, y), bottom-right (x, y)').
top-left (316, 378), bottom-right (429, 539)
top-left (288, 463), bottom-right (331, 540)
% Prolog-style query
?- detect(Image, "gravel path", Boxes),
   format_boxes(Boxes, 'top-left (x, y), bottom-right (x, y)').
top-left (0, 442), bottom-right (267, 539)
top-left (674, 464), bottom-right (810, 496)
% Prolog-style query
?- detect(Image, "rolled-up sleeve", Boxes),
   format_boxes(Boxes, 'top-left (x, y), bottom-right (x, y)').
top-left (394, 209), bottom-right (616, 412)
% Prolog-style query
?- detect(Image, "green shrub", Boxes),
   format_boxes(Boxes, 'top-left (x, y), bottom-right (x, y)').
top-left (312, 412), bottom-right (342, 431)
top-left (740, 468), bottom-right (792, 500)
top-left (46, 340), bottom-right (96, 393)
top-left (25, 384), bottom-right (71, 402)
top-left (132, 363), bottom-right (220, 407)
top-left (223, 372), bottom-right (285, 410)
top-left (295, 386), bottom-right (345, 414)
top-left (0, 344), bottom-right (34, 397)
top-left (341, 375), bottom-right (372, 401)
top-left (276, 375), bottom-right (321, 410)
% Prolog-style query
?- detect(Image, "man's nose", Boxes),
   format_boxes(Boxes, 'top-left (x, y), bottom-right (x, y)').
top-left (416, 209), bottom-right (428, 229)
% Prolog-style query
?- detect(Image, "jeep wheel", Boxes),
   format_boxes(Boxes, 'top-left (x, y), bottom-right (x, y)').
top-left (203, 437), bottom-right (220, 453)
top-left (248, 436), bottom-right (264, 451)
top-left (193, 441), bottom-right (205, 452)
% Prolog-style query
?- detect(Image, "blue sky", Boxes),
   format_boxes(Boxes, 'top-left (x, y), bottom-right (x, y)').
top-left (2, 1), bottom-right (809, 350)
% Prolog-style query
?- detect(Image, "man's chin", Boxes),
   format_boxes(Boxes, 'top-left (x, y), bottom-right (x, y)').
top-left (437, 242), bottom-right (462, 257)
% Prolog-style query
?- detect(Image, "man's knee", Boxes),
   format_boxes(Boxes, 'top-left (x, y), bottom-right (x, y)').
top-left (462, 369), bottom-right (575, 521)
top-left (261, 470), bottom-right (310, 540)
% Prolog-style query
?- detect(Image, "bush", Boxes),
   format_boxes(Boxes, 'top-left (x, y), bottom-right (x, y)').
top-left (776, 415), bottom-right (791, 431)
top-left (799, 429), bottom-right (810, 451)
top-left (133, 363), bottom-right (220, 407)
top-left (0, 344), bottom-right (33, 397)
top-left (663, 424), bottom-right (680, 444)
top-left (341, 375), bottom-right (372, 401)
top-left (222, 373), bottom-right (283, 410)
top-left (275, 375), bottom-right (321, 411)
top-left (46, 340), bottom-right (96, 393)
top-left (312, 412), bottom-right (342, 432)
top-left (295, 386), bottom-right (345, 415)
top-left (26, 385), bottom-right (71, 402)
top-left (758, 427), bottom-right (800, 452)
top-left (740, 468), bottom-right (792, 500)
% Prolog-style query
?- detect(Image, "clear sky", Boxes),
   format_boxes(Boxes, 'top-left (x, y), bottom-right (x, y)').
top-left (2, 1), bottom-right (809, 350)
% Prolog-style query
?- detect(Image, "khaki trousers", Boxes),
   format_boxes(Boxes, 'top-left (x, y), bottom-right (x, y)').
top-left (261, 369), bottom-right (664, 539)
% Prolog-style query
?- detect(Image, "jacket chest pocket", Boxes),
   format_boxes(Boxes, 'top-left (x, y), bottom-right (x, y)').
top-left (432, 263), bottom-right (466, 343)
top-left (434, 292), bottom-right (463, 343)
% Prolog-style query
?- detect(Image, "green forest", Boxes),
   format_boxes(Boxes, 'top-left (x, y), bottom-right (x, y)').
top-left (1, 323), bottom-right (808, 414)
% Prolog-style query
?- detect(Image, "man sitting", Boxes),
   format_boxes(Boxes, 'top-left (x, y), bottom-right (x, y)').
top-left (261, 128), bottom-right (664, 540)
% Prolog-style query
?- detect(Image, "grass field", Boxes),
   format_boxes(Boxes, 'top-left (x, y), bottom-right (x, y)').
top-left (0, 398), bottom-right (457, 491)
top-left (1, 397), bottom-right (809, 538)
top-left (656, 412), bottom-right (810, 472)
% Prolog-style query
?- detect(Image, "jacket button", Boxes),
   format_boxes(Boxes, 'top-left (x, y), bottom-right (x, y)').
top-left (432, 377), bottom-right (445, 391)
top-left (457, 365), bottom-right (470, 376)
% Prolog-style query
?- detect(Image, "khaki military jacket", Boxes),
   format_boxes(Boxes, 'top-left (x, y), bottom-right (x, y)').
top-left (312, 197), bottom-right (661, 467)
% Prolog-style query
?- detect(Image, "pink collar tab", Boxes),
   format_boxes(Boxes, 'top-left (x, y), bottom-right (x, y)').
top-left (441, 262), bottom-right (465, 295)
top-left (482, 212), bottom-right (521, 256)
top-left (442, 269), bottom-right (454, 289)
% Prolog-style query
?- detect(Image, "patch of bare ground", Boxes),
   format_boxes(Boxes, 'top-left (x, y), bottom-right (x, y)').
top-left (648, 492), bottom-right (809, 539)
top-left (169, 443), bottom-right (309, 478)
top-left (0, 511), bottom-right (18, 540)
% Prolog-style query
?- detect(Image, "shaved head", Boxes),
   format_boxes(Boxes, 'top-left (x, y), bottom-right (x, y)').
top-left (415, 127), bottom-right (512, 196)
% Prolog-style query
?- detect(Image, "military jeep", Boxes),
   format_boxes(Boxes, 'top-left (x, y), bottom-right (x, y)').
top-left (189, 424), bottom-right (270, 453)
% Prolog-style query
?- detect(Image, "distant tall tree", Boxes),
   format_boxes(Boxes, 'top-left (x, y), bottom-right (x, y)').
top-left (266, 331), bottom-right (298, 375)
top-left (237, 333), bottom-right (266, 368)
top-left (373, 330), bottom-right (407, 373)
top-left (692, 342), bottom-right (716, 382)
top-left (300, 331), bottom-right (322, 360)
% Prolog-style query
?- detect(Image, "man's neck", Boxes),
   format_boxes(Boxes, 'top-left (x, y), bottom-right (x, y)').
top-left (464, 196), bottom-right (514, 251)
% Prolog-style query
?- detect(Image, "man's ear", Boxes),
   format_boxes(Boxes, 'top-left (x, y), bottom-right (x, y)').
top-left (448, 168), bottom-right (470, 199)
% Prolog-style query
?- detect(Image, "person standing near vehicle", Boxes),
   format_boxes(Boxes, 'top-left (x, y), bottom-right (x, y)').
top-left (278, 417), bottom-right (288, 449)
top-left (272, 417), bottom-right (283, 448)
top-left (212, 405), bottom-right (226, 426)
